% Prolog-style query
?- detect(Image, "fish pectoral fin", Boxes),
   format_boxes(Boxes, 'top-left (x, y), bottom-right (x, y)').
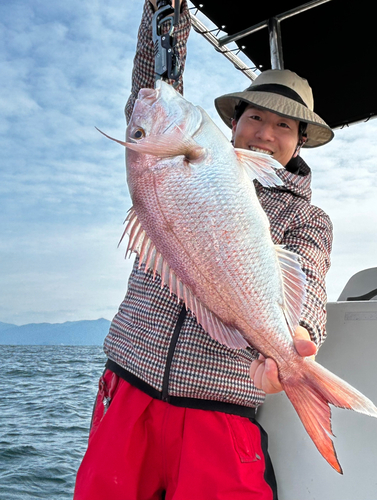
top-left (234, 148), bottom-right (284, 187)
top-left (97, 125), bottom-right (206, 162)
top-left (123, 207), bottom-right (248, 350)
top-left (275, 245), bottom-right (306, 336)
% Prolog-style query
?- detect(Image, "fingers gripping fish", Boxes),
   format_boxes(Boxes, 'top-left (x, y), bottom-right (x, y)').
top-left (97, 80), bottom-right (377, 474)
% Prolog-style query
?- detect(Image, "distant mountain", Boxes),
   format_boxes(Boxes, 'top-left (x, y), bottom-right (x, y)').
top-left (0, 319), bottom-right (111, 346)
top-left (0, 321), bottom-right (17, 332)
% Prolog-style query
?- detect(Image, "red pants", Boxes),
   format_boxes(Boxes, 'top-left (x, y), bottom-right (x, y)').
top-left (74, 370), bottom-right (277, 500)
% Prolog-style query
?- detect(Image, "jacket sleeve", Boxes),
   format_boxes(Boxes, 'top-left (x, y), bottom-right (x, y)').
top-left (125, 0), bottom-right (191, 124)
top-left (282, 206), bottom-right (333, 348)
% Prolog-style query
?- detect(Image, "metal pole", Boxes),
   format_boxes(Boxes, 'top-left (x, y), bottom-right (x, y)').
top-left (218, 19), bottom-right (268, 47)
top-left (268, 17), bottom-right (284, 70)
top-left (190, 13), bottom-right (258, 81)
top-left (218, 0), bottom-right (332, 47)
top-left (277, 0), bottom-right (332, 22)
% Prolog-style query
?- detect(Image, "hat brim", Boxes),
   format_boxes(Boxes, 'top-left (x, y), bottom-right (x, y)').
top-left (215, 91), bottom-right (334, 148)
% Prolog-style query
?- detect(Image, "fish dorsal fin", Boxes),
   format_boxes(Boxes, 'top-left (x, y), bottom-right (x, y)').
top-left (234, 148), bottom-right (284, 188)
top-left (275, 245), bottom-right (307, 336)
top-left (121, 207), bottom-right (249, 350)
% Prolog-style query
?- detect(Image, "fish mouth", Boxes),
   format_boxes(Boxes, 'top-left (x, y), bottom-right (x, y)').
top-left (137, 87), bottom-right (159, 106)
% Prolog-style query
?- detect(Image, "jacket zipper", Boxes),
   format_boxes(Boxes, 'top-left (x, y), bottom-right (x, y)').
top-left (161, 305), bottom-right (187, 402)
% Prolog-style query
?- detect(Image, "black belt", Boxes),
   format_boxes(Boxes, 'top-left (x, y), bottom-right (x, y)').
top-left (105, 358), bottom-right (257, 419)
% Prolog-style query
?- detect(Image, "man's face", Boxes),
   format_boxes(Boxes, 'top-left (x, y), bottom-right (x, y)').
top-left (231, 105), bottom-right (300, 167)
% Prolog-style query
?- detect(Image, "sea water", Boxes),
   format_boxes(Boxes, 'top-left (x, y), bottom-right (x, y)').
top-left (0, 345), bottom-right (106, 500)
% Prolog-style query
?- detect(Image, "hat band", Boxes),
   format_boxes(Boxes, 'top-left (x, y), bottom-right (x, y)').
top-left (246, 83), bottom-right (308, 108)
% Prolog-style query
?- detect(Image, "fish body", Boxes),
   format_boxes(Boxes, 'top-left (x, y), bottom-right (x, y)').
top-left (99, 80), bottom-right (377, 473)
top-left (123, 83), bottom-right (300, 356)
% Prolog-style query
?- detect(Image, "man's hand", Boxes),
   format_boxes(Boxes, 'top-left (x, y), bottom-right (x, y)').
top-left (249, 326), bottom-right (317, 394)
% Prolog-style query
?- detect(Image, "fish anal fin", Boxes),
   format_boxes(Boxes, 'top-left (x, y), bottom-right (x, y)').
top-left (275, 245), bottom-right (306, 336)
top-left (235, 148), bottom-right (284, 187)
top-left (188, 294), bottom-right (249, 350)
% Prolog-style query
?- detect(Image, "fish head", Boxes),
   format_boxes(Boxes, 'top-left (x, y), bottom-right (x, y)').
top-left (126, 80), bottom-right (204, 177)
top-left (127, 80), bottom-right (202, 142)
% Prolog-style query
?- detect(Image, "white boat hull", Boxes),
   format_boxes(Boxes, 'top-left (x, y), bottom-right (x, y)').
top-left (257, 300), bottom-right (377, 499)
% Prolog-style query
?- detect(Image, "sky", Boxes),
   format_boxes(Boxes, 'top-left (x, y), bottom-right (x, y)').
top-left (1, 0), bottom-right (376, 326)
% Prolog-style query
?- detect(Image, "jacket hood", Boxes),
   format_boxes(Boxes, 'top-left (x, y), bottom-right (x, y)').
top-left (256, 156), bottom-right (312, 202)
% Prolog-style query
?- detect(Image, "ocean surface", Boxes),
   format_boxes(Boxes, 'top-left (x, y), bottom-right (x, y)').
top-left (0, 345), bottom-right (107, 500)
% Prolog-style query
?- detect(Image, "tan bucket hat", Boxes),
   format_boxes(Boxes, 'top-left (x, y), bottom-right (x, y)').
top-left (215, 69), bottom-right (334, 148)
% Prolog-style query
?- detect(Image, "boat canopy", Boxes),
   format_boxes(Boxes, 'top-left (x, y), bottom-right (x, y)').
top-left (189, 0), bottom-right (377, 130)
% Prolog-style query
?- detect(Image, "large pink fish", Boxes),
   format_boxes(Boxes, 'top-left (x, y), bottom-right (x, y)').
top-left (98, 80), bottom-right (377, 473)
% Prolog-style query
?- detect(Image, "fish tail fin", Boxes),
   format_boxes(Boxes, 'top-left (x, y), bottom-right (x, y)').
top-left (282, 359), bottom-right (377, 474)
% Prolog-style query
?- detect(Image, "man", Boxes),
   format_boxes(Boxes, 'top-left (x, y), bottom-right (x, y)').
top-left (74, 1), bottom-right (333, 498)
top-left (216, 69), bottom-right (333, 393)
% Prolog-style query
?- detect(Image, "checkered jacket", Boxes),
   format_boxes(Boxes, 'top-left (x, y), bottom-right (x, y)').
top-left (103, 0), bottom-right (333, 409)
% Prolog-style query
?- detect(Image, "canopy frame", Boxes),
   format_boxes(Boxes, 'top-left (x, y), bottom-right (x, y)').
top-left (218, 0), bottom-right (332, 70)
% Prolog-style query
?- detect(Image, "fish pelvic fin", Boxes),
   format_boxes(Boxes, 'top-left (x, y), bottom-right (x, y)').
top-left (275, 245), bottom-right (306, 336)
top-left (123, 207), bottom-right (249, 350)
top-left (96, 126), bottom-right (206, 163)
top-left (234, 148), bottom-right (284, 187)
top-left (282, 359), bottom-right (377, 474)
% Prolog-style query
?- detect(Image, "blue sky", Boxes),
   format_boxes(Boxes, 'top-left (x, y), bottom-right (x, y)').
top-left (1, 0), bottom-right (376, 326)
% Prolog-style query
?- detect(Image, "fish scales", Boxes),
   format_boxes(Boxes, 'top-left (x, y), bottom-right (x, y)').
top-left (98, 80), bottom-right (377, 474)
top-left (133, 120), bottom-right (288, 353)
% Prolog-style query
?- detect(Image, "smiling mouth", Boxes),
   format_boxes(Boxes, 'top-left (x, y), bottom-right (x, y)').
top-left (249, 146), bottom-right (273, 156)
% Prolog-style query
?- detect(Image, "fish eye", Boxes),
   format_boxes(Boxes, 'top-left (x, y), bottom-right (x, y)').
top-left (133, 128), bottom-right (145, 140)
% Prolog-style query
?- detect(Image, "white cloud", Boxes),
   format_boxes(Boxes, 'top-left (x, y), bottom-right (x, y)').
top-left (302, 119), bottom-right (377, 301)
top-left (1, 0), bottom-right (376, 325)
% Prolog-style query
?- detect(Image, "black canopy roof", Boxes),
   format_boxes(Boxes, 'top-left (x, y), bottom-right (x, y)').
top-left (189, 0), bottom-right (377, 129)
